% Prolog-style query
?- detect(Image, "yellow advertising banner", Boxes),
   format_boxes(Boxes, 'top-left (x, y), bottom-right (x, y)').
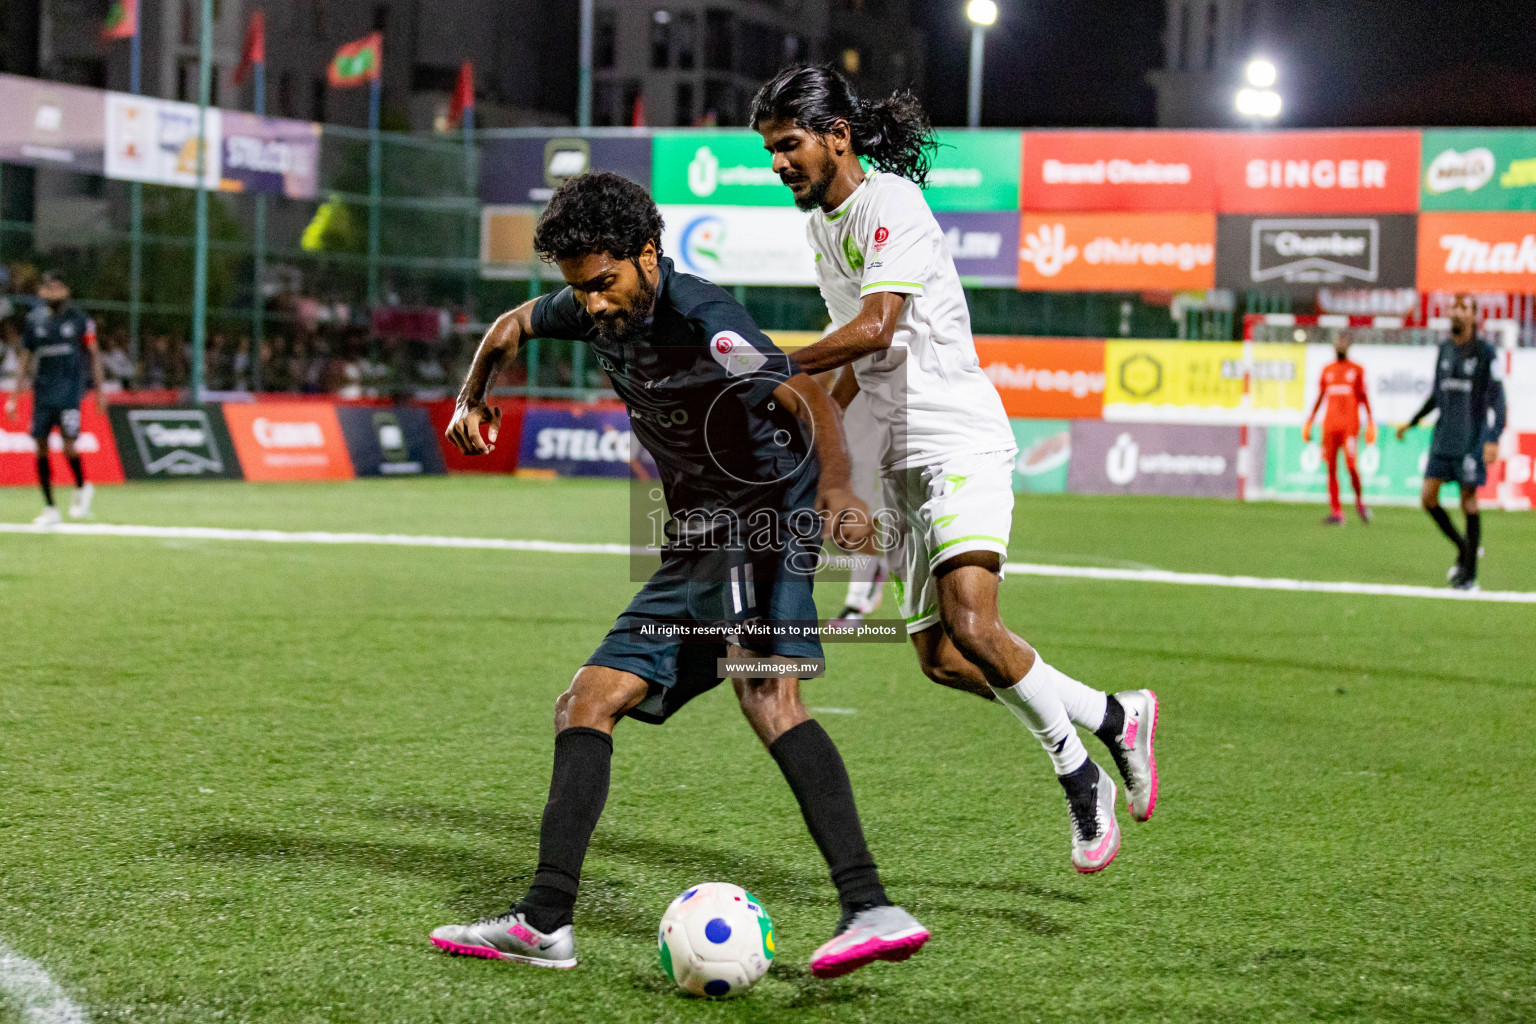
top-left (1104, 341), bottom-right (1306, 422)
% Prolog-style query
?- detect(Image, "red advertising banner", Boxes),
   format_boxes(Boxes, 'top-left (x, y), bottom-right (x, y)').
top-left (1416, 212), bottom-right (1536, 292)
top-left (0, 395), bottom-right (125, 486)
top-left (421, 397), bottom-right (528, 474)
top-left (1480, 432), bottom-right (1536, 510)
top-left (222, 402), bottom-right (355, 481)
top-left (1214, 131), bottom-right (1421, 214)
top-left (1018, 212), bottom-right (1217, 291)
top-left (973, 338), bottom-right (1106, 419)
top-left (1020, 131), bottom-right (1216, 211)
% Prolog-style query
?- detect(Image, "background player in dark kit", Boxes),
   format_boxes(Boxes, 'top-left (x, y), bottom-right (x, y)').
top-left (431, 172), bottom-right (930, 979)
top-left (4, 273), bottom-right (105, 524)
top-left (1396, 294), bottom-right (1508, 590)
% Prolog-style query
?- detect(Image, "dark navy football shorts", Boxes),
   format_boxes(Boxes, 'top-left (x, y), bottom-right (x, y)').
top-left (1425, 451), bottom-right (1487, 490)
top-left (586, 530), bottom-right (825, 724)
top-left (30, 403), bottom-right (81, 443)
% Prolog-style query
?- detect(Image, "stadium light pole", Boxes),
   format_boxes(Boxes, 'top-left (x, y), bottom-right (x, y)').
top-left (966, 0), bottom-right (997, 129)
top-left (191, 0), bottom-right (214, 405)
top-left (1235, 57), bottom-right (1282, 124)
top-left (577, 0), bottom-right (594, 128)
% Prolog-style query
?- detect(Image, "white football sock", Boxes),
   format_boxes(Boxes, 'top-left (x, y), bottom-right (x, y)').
top-left (1047, 663), bottom-right (1109, 732)
top-left (990, 656), bottom-right (1090, 776)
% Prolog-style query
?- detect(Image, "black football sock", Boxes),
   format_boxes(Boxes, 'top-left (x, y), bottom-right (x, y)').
top-left (1464, 513), bottom-right (1481, 575)
top-left (1426, 506), bottom-right (1465, 555)
top-left (67, 454), bottom-right (85, 487)
top-left (1093, 694), bottom-right (1126, 748)
top-left (768, 720), bottom-right (889, 916)
top-left (1059, 756), bottom-right (1101, 833)
top-left (516, 726), bottom-right (613, 933)
top-left (36, 454), bottom-right (53, 507)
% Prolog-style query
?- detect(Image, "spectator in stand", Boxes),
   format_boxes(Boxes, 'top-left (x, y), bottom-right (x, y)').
top-left (100, 331), bottom-right (137, 391)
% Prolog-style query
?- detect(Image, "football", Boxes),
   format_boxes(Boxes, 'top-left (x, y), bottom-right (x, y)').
top-left (657, 882), bottom-right (774, 998)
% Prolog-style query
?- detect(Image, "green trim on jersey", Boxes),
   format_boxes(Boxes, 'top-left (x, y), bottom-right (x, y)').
top-left (930, 534), bottom-right (1008, 557)
top-left (905, 604), bottom-right (939, 624)
top-left (860, 280), bottom-right (924, 293)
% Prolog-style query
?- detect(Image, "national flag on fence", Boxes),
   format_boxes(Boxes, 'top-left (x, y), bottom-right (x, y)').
top-left (101, 0), bottom-right (137, 41)
top-left (233, 9), bottom-right (266, 85)
top-left (327, 32), bottom-right (383, 87)
top-left (448, 61), bottom-right (474, 127)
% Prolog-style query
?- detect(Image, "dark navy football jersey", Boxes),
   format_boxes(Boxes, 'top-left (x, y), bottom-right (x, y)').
top-left (530, 257), bottom-right (816, 535)
top-left (24, 302), bottom-right (95, 409)
top-left (1425, 338), bottom-right (1507, 458)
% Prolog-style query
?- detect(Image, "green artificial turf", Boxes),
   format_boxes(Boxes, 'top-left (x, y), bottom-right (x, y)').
top-left (0, 478), bottom-right (1532, 1023)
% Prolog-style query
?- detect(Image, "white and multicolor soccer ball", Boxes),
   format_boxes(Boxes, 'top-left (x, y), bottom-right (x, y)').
top-left (657, 882), bottom-right (774, 998)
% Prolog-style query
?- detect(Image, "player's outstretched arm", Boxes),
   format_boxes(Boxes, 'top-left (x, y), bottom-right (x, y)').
top-left (1397, 391), bottom-right (1437, 442)
top-left (1302, 384), bottom-right (1324, 443)
top-left (786, 292), bottom-right (904, 376)
top-left (3, 350), bottom-right (29, 421)
top-left (447, 301), bottom-right (535, 455)
top-left (773, 373), bottom-right (871, 551)
top-left (1484, 373), bottom-right (1507, 466)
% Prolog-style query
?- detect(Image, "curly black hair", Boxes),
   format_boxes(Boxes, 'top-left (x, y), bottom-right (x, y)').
top-left (532, 171), bottom-right (664, 264)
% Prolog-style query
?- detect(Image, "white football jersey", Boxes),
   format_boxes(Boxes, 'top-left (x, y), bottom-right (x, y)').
top-left (806, 171), bottom-right (1014, 471)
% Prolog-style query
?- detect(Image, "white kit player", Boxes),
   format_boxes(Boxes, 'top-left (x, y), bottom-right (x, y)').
top-left (818, 340), bottom-right (890, 626)
top-left (753, 65), bottom-right (1160, 872)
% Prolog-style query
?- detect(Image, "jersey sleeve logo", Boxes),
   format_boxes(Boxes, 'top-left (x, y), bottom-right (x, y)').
top-left (874, 226), bottom-right (889, 249)
top-left (709, 331), bottom-right (768, 377)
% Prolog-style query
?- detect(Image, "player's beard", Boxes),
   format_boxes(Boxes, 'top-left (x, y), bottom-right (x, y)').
top-left (592, 265), bottom-right (657, 344)
top-left (785, 151), bottom-right (839, 212)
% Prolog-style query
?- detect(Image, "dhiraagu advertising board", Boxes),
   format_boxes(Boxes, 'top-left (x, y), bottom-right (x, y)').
top-left (651, 130), bottom-right (1021, 211)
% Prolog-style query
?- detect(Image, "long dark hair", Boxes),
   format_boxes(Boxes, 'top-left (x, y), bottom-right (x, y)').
top-left (750, 65), bottom-right (938, 188)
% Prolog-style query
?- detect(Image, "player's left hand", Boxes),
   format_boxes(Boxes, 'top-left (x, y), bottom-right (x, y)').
top-left (1301, 422), bottom-right (1312, 443)
top-left (817, 486), bottom-right (872, 550)
top-left (1484, 441), bottom-right (1499, 467)
top-left (1365, 423), bottom-right (1377, 444)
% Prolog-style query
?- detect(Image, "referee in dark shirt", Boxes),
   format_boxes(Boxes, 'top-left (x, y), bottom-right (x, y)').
top-left (1396, 294), bottom-right (1508, 590)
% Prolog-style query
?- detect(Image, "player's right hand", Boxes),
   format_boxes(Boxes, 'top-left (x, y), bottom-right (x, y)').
top-left (446, 400), bottom-right (501, 456)
top-left (1394, 424), bottom-right (1409, 442)
top-left (1301, 422), bottom-right (1312, 443)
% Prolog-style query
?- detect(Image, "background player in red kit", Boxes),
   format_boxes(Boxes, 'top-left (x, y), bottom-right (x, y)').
top-left (1303, 336), bottom-right (1376, 525)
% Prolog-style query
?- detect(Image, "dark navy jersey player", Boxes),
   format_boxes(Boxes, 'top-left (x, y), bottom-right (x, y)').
top-left (1396, 294), bottom-right (1509, 589)
top-left (431, 172), bottom-right (931, 978)
top-left (4, 273), bottom-right (104, 524)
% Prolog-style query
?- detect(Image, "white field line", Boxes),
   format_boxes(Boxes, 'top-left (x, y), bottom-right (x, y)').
top-left (0, 941), bottom-right (87, 1023)
top-left (1, 521), bottom-right (1533, 605)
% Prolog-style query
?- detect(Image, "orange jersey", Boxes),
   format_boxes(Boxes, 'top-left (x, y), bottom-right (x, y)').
top-left (1312, 359), bottom-right (1372, 435)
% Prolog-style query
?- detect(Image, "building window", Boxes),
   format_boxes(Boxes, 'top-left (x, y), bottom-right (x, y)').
top-left (703, 77), bottom-right (733, 124)
top-left (1204, 2), bottom-right (1219, 69)
top-left (594, 11), bottom-right (616, 69)
top-left (373, 5), bottom-right (388, 31)
top-left (312, 76), bottom-right (327, 122)
top-left (593, 81), bottom-right (617, 126)
top-left (1176, 2), bottom-right (1190, 71)
top-left (675, 80), bottom-right (693, 126)
top-left (279, 71), bottom-right (294, 115)
top-left (675, 12), bottom-right (696, 69)
top-left (621, 79), bottom-right (643, 126)
top-left (177, 61), bottom-right (193, 101)
top-left (313, 0), bottom-right (326, 39)
top-left (650, 10), bottom-right (671, 69)
top-left (180, 1), bottom-right (194, 45)
top-left (703, 9), bottom-right (733, 72)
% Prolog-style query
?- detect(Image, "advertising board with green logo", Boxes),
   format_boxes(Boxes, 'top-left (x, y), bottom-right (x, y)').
top-left (926, 130), bottom-right (1020, 211)
top-left (652, 129), bottom-right (1021, 211)
top-left (652, 132), bottom-right (792, 206)
top-left (1261, 425), bottom-right (1432, 504)
top-left (1010, 418), bottom-right (1070, 494)
top-left (1421, 129), bottom-right (1536, 211)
